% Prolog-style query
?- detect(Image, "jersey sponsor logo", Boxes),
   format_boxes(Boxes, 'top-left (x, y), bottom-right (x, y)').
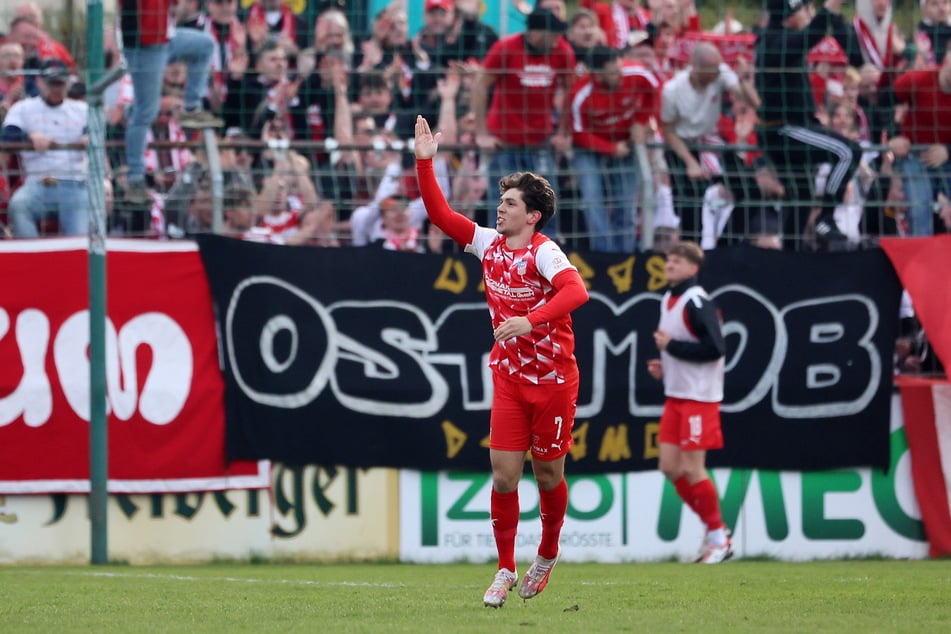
top-left (485, 277), bottom-right (535, 300)
top-left (519, 64), bottom-right (555, 88)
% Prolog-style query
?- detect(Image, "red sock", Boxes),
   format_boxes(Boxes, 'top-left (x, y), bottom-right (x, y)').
top-left (674, 476), bottom-right (700, 513)
top-left (491, 488), bottom-right (519, 572)
top-left (690, 478), bottom-right (724, 531)
top-left (537, 479), bottom-right (568, 560)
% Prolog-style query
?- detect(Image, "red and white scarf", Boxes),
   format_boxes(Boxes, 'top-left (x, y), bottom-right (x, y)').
top-left (248, 1), bottom-right (296, 44)
top-left (853, 15), bottom-right (895, 71)
top-left (144, 121), bottom-right (192, 178)
top-left (612, 1), bottom-right (651, 50)
top-left (204, 18), bottom-right (246, 75)
top-left (204, 18), bottom-right (246, 101)
top-left (382, 227), bottom-right (422, 252)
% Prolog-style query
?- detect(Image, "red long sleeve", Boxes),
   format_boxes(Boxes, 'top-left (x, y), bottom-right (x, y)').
top-left (527, 268), bottom-right (589, 327)
top-left (416, 158), bottom-right (476, 247)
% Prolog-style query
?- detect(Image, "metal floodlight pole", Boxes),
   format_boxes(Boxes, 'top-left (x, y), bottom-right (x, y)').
top-left (86, 0), bottom-right (124, 566)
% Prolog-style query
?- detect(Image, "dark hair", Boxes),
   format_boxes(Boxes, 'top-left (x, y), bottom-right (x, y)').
top-left (587, 45), bottom-right (619, 71)
top-left (359, 70), bottom-right (389, 93)
top-left (223, 185), bottom-right (254, 210)
top-left (667, 240), bottom-right (704, 266)
top-left (498, 172), bottom-right (556, 232)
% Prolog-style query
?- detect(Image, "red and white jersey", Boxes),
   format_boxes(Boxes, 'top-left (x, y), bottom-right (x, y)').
top-left (482, 34), bottom-right (576, 146)
top-left (468, 228), bottom-right (579, 384)
top-left (241, 225), bottom-right (284, 244)
top-left (143, 120), bottom-right (192, 176)
top-left (659, 286), bottom-right (724, 402)
top-left (260, 195), bottom-right (302, 236)
top-left (570, 61), bottom-right (659, 154)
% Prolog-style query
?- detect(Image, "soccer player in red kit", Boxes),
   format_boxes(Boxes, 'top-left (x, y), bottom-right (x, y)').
top-left (415, 115), bottom-right (589, 607)
top-left (646, 241), bottom-right (732, 563)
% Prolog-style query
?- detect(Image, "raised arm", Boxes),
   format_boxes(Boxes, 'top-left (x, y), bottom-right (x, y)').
top-left (414, 115), bottom-right (477, 246)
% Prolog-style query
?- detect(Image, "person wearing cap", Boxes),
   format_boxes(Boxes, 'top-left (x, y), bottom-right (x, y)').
top-left (755, 0), bottom-right (863, 249)
top-left (407, 0), bottom-right (463, 126)
top-left (452, 0), bottom-right (500, 61)
top-left (414, 0), bottom-right (498, 64)
top-left (471, 5), bottom-right (575, 235)
top-left (0, 59), bottom-right (89, 237)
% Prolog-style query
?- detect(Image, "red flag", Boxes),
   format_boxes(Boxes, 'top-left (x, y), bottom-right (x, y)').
top-left (895, 375), bottom-right (951, 557)
top-left (880, 236), bottom-right (951, 371)
top-left (0, 239), bottom-right (269, 494)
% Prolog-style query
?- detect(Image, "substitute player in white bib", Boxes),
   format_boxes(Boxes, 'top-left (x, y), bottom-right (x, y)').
top-left (415, 115), bottom-right (589, 607)
top-left (646, 240), bottom-right (732, 563)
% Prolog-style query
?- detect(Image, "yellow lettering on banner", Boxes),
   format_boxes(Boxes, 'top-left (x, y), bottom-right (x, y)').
top-left (442, 420), bottom-right (468, 458)
top-left (569, 421), bottom-right (589, 460)
top-left (606, 256), bottom-right (636, 293)
top-left (598, 424), bottom-right (632, 461)
top-left (480, 434), bottom-right (490, 448)
top-left (646, 255), bottom-right (668, 292)
top-left (644, 422), bottom-right (660, 460)
top-left (567, 253), bottom-right (595, 289)
top-left (434, 259), bottom-right (468, 294)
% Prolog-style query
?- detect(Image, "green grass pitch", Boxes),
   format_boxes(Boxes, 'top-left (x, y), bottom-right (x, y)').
top-left (2, 560), bottom-right (949, 633)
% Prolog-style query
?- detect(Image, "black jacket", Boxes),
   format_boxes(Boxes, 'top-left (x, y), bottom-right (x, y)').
top-left (755, 9), bottom-right (859, 127)
top-left (664, 277), bottom-right (726, 362)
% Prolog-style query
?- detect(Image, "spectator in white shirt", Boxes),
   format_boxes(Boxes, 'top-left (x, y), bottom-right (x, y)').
top-left (0, 59), bottom-right (89, 237)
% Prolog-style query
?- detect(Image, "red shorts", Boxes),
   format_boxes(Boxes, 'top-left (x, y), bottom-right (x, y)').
top-left (489, 373), bottom-right (578, 460)
top-left (658, 397), bottom-right (723, 451)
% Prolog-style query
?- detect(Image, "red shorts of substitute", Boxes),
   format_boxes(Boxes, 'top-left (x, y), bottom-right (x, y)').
top-left (489, 372), bottom-right (579, 460)
top-left (658, 397), bottom-right (723, 451)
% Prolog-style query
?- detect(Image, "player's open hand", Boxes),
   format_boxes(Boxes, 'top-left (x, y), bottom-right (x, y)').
top-left (415, 115), bottom-right (441, 160)
top-left (646, 358), bottom-right (663, 380)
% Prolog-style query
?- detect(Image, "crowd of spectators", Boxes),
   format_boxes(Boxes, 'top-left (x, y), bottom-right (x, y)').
top-left (0, 0), bottom-right (949, 254)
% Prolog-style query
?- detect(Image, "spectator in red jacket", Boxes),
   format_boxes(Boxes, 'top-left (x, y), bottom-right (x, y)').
top-left (471, 5), bottom-right (575, 234)
top-left (569, 45), bottom-right (659, 251)
top-left (886, 49), bottom-right (951, 236)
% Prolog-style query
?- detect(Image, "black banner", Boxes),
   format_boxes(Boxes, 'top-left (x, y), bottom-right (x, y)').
top-left (197, 235), bottom-right (901, 473)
